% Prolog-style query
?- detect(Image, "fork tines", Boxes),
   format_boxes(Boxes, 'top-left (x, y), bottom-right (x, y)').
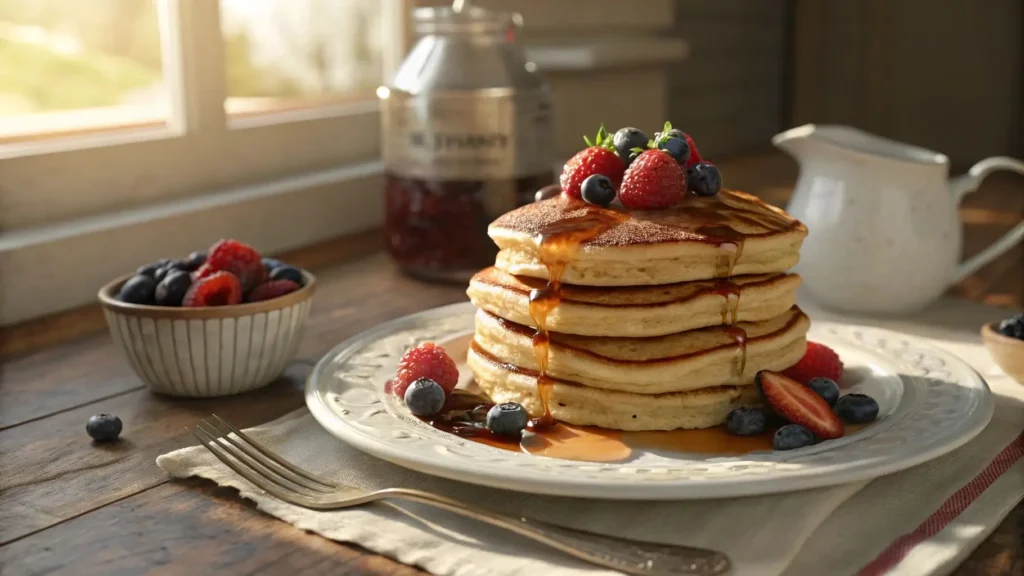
top-left (189, 415), bottom-right (338, 504)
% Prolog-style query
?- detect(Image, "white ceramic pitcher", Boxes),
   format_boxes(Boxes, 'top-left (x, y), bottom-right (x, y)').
top-left (773, 124), bottom-right (1024, 314)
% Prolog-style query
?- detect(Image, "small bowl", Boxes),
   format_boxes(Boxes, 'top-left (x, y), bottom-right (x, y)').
top-left (981, 322), bottom-right (1024, 385)
top-left (98, 271), bottom-right (316, 397)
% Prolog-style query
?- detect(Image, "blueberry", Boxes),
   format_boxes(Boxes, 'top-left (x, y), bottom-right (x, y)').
top-left (486, 402), bottom-right (529, 436)
top-left (835, 393), bottom-right (879, 424)
top-left (613, 127), bottom-right (649, 166)
top-left (724, 407), bottom-right (767, 436)
top-left (156, 270), bottom-right (193, 306)
top-left (661, 128), bottom-right (687, 141)
top-left (580, 174), bottom-right (616, 206)
top-left (806, 377), bottom-right (840, 406)
top-left (153, 261), bottom-right (187, 283)
top-left (262, 257), bottom-right (285, 272)
top-left (773, 424), bottom-right (815, 451)
top-left (404, 378), bottom-right (446, 416)
top-left (118, 275), bottom-right (157, 305)
top-left (658, 137), bottom-right (691, 166)
top-left (687, 162), bottom-right (722, 197)
top-left (86, 413), bottom-right (123, 442)
top-left (136, 258), bottom-right (171, 278)
top-left (269, 265), bottom-right (303, 285)
top-left (186, 251), bottom-right (207, 271)
top-left (997, 313), bottom-right (1024, 340)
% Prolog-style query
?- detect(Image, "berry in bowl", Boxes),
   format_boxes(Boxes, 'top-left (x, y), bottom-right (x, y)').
top-left (98, 239), bottom-right (316, 397)
top-left (981, 313), bottom-right (1024, 385)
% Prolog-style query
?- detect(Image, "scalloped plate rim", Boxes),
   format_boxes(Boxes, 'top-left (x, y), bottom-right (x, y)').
top-left (305, 302), bottom-right (994, 500)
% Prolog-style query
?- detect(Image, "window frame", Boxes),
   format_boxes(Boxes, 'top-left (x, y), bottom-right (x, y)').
top-left (0, 0), bottom-right (406, 231)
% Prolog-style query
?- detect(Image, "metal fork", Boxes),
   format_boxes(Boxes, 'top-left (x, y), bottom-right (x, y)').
top-left (189, 415), bottom-right (731, 576)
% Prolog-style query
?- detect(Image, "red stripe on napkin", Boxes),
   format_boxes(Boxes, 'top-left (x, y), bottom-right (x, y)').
top-left (859, 430), bottom-right (1024, 576)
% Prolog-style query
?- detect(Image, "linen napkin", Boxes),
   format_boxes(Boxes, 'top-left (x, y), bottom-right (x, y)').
top-left (157, 298), bottom-right (1024, 576)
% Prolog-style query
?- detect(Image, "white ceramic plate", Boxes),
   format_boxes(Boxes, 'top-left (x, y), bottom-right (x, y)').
top-left (306, 302), bottom-right (993, 500)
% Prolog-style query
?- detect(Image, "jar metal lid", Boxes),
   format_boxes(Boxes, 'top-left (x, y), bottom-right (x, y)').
top-left (413, 4), bottom-right (522, 36)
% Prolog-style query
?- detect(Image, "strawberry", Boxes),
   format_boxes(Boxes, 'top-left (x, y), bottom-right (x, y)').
top-left (757, 370), bottom-right (844, 440)
top-left (182, 271), bottom-right (242, 307)
top-left (618, 149), bottom-right (687, 210)
top-left (247, 279), bottom-right (300, 302)
top-left (205, 239), bottom-right (266, 292)
top-left (393, 342), bottom-right (459, 398)
top-left (782, 342), bottom-right (844, 384)
top-left (559, 124), bottom-right (625, 199)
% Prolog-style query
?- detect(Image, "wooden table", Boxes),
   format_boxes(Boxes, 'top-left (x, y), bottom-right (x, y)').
top-left (1, 154), bottom-right (1021, 575)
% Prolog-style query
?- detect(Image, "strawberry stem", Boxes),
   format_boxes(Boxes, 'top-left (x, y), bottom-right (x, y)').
top-left (582, 123), bottom-right (616, 151)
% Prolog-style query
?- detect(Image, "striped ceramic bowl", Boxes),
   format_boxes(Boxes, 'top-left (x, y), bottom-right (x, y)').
top-left (98, 271), bottom-right (315, 397)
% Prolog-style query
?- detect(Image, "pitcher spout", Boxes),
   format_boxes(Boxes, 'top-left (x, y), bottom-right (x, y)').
top-left (770, 124), bottom-right (818, 164)
top-left (773, 123), bottom-right (949, 168)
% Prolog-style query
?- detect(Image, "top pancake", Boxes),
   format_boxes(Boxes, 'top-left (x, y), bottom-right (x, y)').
top-left (489, 189), bottom-right (807, 286)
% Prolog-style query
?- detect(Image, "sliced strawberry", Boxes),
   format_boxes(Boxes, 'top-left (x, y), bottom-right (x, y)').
top-left (756, 370), bottom-right (844, 440)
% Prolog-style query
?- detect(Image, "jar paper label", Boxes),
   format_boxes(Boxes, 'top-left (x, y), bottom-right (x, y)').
top-left (381, 90), bottom-right (554, 180)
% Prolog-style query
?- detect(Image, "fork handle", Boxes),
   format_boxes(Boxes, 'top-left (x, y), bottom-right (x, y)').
top-left (376, 488), bottom-right (731, 576)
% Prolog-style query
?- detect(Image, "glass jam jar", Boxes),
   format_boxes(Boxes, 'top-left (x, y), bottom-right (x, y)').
top-left (379, 3), bottom-right (555, 282)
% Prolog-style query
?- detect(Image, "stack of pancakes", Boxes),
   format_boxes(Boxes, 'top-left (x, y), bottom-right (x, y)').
top-left (466, 189), bottom-right (809, 431)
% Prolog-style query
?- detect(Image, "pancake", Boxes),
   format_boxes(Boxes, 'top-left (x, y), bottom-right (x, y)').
top-left (468, 342), bottom-right (762, 430)
top-left (473, 307), bottom-right (808, 394)
top-left (467, 267), bottom-right (801, 337)
top-left (490, 189), bottom-right (807, 286)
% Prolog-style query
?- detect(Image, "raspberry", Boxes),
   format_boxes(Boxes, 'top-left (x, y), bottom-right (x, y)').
top-left (182, 271), bottom-right (242, 307)
top-left (192, 263), bottom-right (218, 281)
top-left (559, 125), bottom-right (625, 199)
top-left (782, 342), bottom-right (844, 384)
top-left (682, 132), bottom-right (702, 169)
top-left (618, 149), bottom-right (687, 210)
top-left (392, 342), bottom-right (459, 398)
top-left (205, 239), bottom-right (266, 292)
top-left (247, 280), bottom-right (300, 302)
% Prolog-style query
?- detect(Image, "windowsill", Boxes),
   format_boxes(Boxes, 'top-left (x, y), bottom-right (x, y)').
top-left (0, 160), bottom-right (385, 326)
top-left (0, 96), bottom-right (381, 156)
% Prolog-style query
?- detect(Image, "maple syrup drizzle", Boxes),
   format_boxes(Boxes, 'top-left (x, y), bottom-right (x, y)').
top-left (685, 194), bottom-right (787, 385)
top-left (419, 192), bottom-right (803, 454)
top-left (527, 206), bottom-right (629, 427)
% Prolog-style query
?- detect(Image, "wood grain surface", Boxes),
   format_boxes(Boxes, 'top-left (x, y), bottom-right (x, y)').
top-left (0, 153), bottom-right (1020, 576)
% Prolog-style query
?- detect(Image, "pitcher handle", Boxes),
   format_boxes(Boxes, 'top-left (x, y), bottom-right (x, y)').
top-left (950, 156), bottom-right (1024, 282)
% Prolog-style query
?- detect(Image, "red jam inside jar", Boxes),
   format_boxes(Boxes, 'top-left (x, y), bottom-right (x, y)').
top-left (384, 173), bottom-right (553, 282)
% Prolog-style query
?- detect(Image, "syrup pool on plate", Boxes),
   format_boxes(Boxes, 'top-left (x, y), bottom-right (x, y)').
top-left (430, 334), bottom-right (870, 463)
top-left (421, 386), bottom-right (870, 464)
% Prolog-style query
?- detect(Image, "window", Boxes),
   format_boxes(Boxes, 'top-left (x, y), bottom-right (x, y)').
top-left (221, 0), bottom-right (384, 118)
top-left (0, 0), bottom-right (169, 143)
top-left (1, 0), bottom-right (403, 231)
top-left (0, 0), bottom-right (407, 325)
